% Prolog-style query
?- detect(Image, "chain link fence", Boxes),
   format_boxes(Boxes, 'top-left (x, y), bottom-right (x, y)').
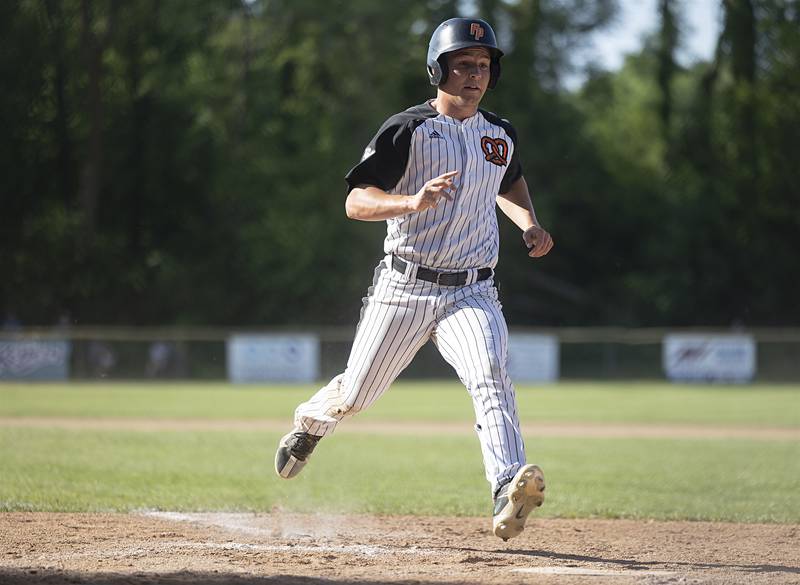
top-left (2, 327), bottom-right (800, 382)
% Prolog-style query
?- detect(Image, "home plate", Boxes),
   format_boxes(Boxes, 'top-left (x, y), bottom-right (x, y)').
top-left (513, 566), bottom-right (676, 577)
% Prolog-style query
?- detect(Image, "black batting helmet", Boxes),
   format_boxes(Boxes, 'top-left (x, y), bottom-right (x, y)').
top-left (427, 18), bottom-right (504, 89)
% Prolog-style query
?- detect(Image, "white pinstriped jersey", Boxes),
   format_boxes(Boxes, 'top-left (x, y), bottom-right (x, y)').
top-left (345, 100), bottom-right (523, 271)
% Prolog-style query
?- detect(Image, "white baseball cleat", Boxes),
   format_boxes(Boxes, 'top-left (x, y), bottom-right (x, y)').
top-left (492, 464), bottom-right (545, 541)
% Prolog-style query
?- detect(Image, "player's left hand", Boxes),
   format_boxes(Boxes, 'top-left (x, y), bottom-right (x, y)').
top-left (523, 225), bottom-right (553, 258)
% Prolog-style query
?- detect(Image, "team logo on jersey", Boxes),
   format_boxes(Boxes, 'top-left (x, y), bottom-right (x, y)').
top-left (470, 23), bottom-right (485, 41)
top-left (429, 129), bottom-right (444, 139)
top-left (481, 136), bottom-right (508, 166)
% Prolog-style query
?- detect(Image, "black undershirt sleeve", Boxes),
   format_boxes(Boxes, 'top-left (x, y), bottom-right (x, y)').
top-left (345, 116), bottom-right (415, 193)
top-left (499, 122), bottom-right (523, 194)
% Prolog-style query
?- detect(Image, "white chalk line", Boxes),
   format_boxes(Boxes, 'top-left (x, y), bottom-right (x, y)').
top-left (513, 566), bottom-right (676, 577)
top-left (139, 512), bottom-right (686, 579)
top-left (53, 540), bottom-right (418, 559)
top-left (140, 511), bottom-right (441, 558)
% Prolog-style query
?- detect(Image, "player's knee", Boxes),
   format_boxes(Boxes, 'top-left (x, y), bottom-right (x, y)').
top-left (344, 401), bottom-right (364, 415)
top-left (472, 357), bottom-right (506, 383)
top-left (324, 399), bottom-right (363, 418)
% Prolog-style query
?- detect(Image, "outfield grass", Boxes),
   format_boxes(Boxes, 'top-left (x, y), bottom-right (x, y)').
top-left (1, 381), bottom-right (799, 427)
top-left (1, 427), bottom-right (797, 522)
top-left (1, 381), bottom-right (799, 522)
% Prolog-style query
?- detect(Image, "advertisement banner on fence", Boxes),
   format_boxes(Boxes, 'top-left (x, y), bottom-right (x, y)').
top-left (0, 340), bottom-right (71, 380)
top-left (663, 334), bottom-right (756, 382)
top-left (227, 334), bottom-right (319, 383)
top-left (507, 334), bottom-right (560, 383)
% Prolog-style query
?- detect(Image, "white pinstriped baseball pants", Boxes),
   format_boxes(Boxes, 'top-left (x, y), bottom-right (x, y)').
top-left (294, 255), bottom-right (526, 494)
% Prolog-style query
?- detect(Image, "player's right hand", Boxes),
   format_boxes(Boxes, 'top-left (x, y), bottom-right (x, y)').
top-left (409, 171), bottom-right (458, 212)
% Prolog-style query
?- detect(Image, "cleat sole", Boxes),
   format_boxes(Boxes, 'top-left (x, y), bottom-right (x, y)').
top-left (493, 464), bottom-right (545, 542)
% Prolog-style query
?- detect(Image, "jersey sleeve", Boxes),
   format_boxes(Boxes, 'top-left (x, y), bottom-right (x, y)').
top-left (499, 121), bottom-right (523, 194)
top-left (345, 115), bottom-right (414, 193)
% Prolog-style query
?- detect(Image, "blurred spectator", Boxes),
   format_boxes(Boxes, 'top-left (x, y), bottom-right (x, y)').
top-left (56, 311), bottom-right (73, 329)
top-left (88, 341), bottom-right (116, 378)
top-left (146, 341), bottom-right (188, 378)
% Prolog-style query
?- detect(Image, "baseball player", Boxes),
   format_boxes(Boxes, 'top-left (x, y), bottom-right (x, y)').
top-left (275, 17), bottom-right (554, 541)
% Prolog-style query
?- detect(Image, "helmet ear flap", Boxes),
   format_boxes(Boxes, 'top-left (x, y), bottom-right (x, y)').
top-left (427, 64), bottom-right (440, 86)
top-left (427, 56), bottom-right (445, 85)
top-left (436, 55), bottom-right (449, 86)
top-left (427, 56), bottom-right (449, 86)
top-left (488, 59), bottom-right (501, 89)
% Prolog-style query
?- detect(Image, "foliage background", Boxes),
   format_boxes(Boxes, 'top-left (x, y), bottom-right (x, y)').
top-left (2, 0), bottom-right (798, 328)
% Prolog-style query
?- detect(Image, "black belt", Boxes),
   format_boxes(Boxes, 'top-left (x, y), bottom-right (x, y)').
top-left (391, 255), bottom-right (492, 287)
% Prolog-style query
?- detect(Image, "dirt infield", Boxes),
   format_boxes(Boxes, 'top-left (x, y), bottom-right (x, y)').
top-left (1, 512), bottom-right (798, 585)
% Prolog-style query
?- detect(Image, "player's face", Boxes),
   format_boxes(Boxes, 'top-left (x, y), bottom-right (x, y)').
top-left (440, 48), bottom-right (492, 105)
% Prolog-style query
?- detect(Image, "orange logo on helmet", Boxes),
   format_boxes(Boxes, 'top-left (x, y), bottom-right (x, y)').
top-left (481, 137), bottom-right (508, 166)
top-left (470, 23), bottom-right (485, 41)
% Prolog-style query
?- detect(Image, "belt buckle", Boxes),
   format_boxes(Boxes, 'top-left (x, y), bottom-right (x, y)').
top-left (435, 272), bottom-right (443, 285)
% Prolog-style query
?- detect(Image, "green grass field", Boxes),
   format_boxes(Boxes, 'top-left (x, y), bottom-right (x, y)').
top-left (2, 381), bottom-right (799, 426)
top-left (1, 381), bottom-right (799, 522)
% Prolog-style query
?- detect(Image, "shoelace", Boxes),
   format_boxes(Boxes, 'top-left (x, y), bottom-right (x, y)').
top-left (289, 432), bottom-right (319, 459)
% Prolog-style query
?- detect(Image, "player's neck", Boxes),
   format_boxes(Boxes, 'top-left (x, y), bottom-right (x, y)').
top-left (431, 95), bottom-right (479, 121)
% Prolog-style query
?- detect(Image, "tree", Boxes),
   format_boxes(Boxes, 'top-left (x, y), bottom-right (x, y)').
top-left (3, 0), bottom-right (798, 328)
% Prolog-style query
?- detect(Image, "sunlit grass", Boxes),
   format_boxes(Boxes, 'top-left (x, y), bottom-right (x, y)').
top-left (1, 381), bottom-right (799, 427)
top-left (2, 381), bottom-right (798, 522)
top-left (0, 427), bottom-right (797, 522)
